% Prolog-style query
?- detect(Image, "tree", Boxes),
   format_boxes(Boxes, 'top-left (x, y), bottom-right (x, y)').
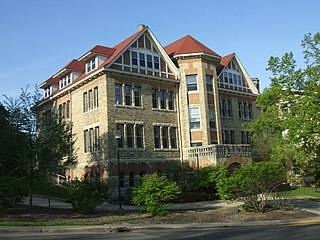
top-left (131, 173), bottom-right (181, 216)
top-left (247, 32), bottom-right (320, 175)
top-left (2, 86), bottom-right (77, 205)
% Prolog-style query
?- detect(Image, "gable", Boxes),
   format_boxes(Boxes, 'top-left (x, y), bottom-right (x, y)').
top-left (217, 54), bottom-right (258, 95)
top-left (107, 29), bottom-right (179, 81)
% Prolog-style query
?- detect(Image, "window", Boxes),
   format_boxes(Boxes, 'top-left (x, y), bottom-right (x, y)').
top-left (117, 123), bottom-right (144, 149)
top-left (223, 130), bottom-right (235, 144)
top-left (44, 87), bottom-right (52, 98)
top-left (209, 106), bottom-right (215, 129)
top-left (222, 71), bottom-right (244, 87)
top-left (131, 50), bottom-right (160, 70)
top-left (136, 125), bottom-right (144, 148)
top-left (119, 172), bottom-right (125, 188)
top-left (139, 53), bottom-right (145, 67)
top-left (131, 51), bottom-right (138, 65)
top-left (168, 91), bottom-right (174, 110)
top-left (186, 75), bottom-right (197, 91)
top-left (86, 58), bottom-right (96, 73)
top-left (115, 84), bottom-right (122, 105)
top-left (238, 102), bottom-right (243, 118)
top-left (59, 73), bottom-right (72, 89)
top-left (160, 90), bottom-right (166, 109)
top-left (59, 101), bottom-right (70, 119)
top-left (248, 104), bottom-right (253, 119)
top-left (84, 126), bottom-right (100, 153)
top-left (223, 72), bottom-right (228, 83)
top-left (134, 87), bottom-right (141, 107)
top-left (147, 54), bottom-right (153, 68)
top-left (220, 99), bottom-right (232, 117)
top-left (129, 171), bottom-right (135, 187)
top-left (154, 126), bottom-right (161, 149)
top-left (154, 56), bottom-right (160, 70)
top-left (170, 127), bottom-right (177, 149)
top-left (116, 124), bottom-right (124, 148)
top-left (152, 89), bottom-right (175, 111)
top-left (206, 75), bottom-right (213, 92)
top-left (83, 87), bottom-right (99, 112)
top-left (126, 124), bottom-right (134, 148)
top-left (154, 125), bottom-right (178, 149)
top-left (241, 131), bottom-right (251, 144)
top-left (238, 102), bottom-right (253, 120)
top-left (115, 84), bottom-right (141, 107)
top-left (152, 89), bottom-right (158, 108)
top-left (189, 106), bottom-right (200, 130)
top-left (162, 127), bottom-right (169, 149)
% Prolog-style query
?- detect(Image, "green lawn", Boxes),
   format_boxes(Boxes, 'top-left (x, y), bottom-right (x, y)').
top-left (0, 177), bottom-right (67, 199)
top-left (288, 187), bottom-right (320, 199)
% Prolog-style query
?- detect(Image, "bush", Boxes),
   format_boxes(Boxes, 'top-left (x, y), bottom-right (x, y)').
top-left (216, 161), bottom-right (288, 212)
top-left (131, 173), bottom-right (181, 216)
top-left (0, 184), bottom-right (27, 212)
top-left (67, 177), bottom-right (109, 214)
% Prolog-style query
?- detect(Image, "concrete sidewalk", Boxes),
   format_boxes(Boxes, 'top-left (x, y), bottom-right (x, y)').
top-left (23, 195), bottom-right (242, 211)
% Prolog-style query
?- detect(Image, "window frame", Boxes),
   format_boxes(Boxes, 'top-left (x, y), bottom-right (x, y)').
top-left (186, 75), bottom-right (198, 92)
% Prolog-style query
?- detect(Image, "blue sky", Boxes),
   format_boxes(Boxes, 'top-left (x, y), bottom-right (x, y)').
top-left (0, 0), bottom-right (319, 101)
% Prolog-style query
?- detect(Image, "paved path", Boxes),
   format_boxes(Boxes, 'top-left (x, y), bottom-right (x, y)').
top-left (24, 195), bottom-right (320, 215)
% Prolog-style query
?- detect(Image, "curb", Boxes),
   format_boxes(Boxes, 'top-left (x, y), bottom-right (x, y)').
top-left (2, 217), bottom-right (320, 234)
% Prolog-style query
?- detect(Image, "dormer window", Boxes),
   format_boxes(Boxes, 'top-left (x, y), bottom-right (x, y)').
top-left (59, 73), bottom-right (72, 89)
top-left (86, 57), bottom-right (97, 73)
top-left (44, 86), bottom-right (52, 98)
top-left (131, 50), bottom-right (160, 71)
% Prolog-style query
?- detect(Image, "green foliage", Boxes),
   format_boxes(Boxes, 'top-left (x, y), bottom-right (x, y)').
top-left (0, 183), bottom-right (28, 212)
top-left (216, 162), bottom-right (288, 212)
top-left (67, 177), bottom-right (108, 214)
top-left (246, 32), bottom-right (320, 175)
top-left (131, 173), bottom-right (181, 216)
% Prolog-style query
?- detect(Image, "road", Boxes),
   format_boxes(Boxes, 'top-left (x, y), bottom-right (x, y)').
top-left (1, 224), bottom-right (319, 240)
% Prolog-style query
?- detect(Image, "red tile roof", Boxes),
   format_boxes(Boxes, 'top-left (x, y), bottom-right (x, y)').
top-left (64, 59), bottom-right (86, 72)
top-left (164, 35), bottom-right (220, 58)
top-left (90, 45), bottom-right (115, 56)
top-left (217, 53), bottom-right (234, 75)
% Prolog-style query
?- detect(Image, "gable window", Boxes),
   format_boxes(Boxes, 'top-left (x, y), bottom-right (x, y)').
top-left (222, 71), bottom-right (244, 87)
top-left (189, 106), bottom-right (200, 130)
top-left (147, 54), bottom-right (153, 68)
top-left (131, 51), bottom-right (138, 65)
top-left (153, 56), bottom-right (160, 70)
top-left (206, 75), bottom-right (213, 92)
top-left (139, 53), bottom-right (145, 67)
top-left (130, 50), bottom-right (160, 70)
top-left (186, 75), bottom-right (198, 91)
top-left (86, 57), bottom-right (96, 73)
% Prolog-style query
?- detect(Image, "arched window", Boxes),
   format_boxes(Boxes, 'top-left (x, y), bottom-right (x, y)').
top-left (119, 171), bottom-right (125, 188)
top-left (129, 171), bottom-right (135, 187)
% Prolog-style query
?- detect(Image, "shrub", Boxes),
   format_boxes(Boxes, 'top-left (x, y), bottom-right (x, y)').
top-left (216, 161), bottom-right (288, 212)
top-left (0, 184), bottom-right (27, 212)
top-left (131, 173), bottom-right (181, 216)
top-left (67, 177), bottom-right (108, 214)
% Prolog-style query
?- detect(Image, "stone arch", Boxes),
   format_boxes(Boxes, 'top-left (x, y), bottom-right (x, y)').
top-left (223, 156), bottom-right (247, 169)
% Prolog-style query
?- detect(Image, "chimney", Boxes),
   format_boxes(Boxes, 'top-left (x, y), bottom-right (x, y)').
top-left (138, 24), bottom-right (145, 31)
top-left (251, 77), bottom-right (260, 93)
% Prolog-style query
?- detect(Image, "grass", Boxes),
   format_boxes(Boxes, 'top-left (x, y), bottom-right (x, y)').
top-left (288, 187), bottom-right (320, 199)
top-left (0, 177), bottom-right (67, 199)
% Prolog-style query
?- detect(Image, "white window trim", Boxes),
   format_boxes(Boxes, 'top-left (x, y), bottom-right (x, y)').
top-left (130, 48), bottom-right (161, 71)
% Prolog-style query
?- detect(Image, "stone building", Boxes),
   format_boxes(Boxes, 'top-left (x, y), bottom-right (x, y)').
top-left (37, 24), bottom-right (260, 191)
